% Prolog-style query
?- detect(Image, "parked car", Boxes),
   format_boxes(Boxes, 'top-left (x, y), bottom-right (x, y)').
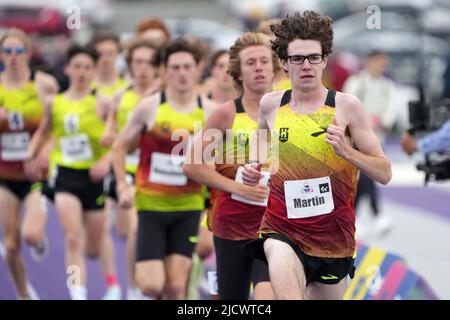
top-left (0, 1), bottom-right (69, 35)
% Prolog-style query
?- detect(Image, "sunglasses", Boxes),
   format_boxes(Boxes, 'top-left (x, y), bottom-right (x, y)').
top-left (2, 47), bottom-right (26, 55)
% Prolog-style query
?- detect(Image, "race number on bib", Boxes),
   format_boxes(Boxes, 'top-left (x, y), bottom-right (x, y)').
top-left (1, 132), bottom-right (30, 160)
top-left (149, 152), bottom-right (187, 186)
top-left (60, 134), bottom-right (93, 163)
top-left (231, 166), bottom-right (270, 206)
top-left (284, 176), bottom-right (334, 219)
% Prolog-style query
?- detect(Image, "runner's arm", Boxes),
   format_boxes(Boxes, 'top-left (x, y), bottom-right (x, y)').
top-left (35, 71), bottom-right (59, 103)
top-left (183, 101), bottom-right (269, 202)
top-left (243, 92), bottom-right (281, 185)
top-left (329, 93), bottom-right (392, 185)
top-left (27, 95), bottom-right (54, 159)
top-left (112, 93), bottom-right (158, 190)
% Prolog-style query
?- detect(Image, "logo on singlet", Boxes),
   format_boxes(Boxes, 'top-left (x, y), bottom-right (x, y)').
top-left (8, 111), bottom-right (24, 130)
top-left (64, 114), bottom-right (79, 134)
top-left (311, 127), bottom-right (328, 137)
top-left (161, 121), bottom-right (171, 133)
top-left (279, 127), bottom-right (289, 142)
top-left (237, 133), bottom-right (249, 146)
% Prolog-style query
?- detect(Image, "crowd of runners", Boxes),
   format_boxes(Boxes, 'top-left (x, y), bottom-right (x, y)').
top-left (0, 11), bottom-right (391, 300)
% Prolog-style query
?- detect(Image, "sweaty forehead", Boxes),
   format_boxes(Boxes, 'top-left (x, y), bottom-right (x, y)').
top-left (239, 45), bottom-right (270, 61)
top-left (132, 46), bottom-right (155, 59)
top-left (167, 51), bottom-right (196, 66)
top-left (287, 39), bottom-right (322, 56)
top-left (70, 53), bottom-right (96, 66)
top-left (2, 36), bottom-right (25, 48)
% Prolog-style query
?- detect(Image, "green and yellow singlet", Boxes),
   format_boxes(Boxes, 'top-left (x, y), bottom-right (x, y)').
top-left (91, 78), bottom-right (128, 98)
top-left (51, 92), bottom-right (109, 169)
top-left (135, 91), bottom-right (205, 212)
top-left (0, 81), bottom-right (44, 180)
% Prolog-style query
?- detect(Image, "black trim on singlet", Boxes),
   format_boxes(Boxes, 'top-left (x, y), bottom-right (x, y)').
top-left (280, 89), bottom-right (292, 107)
top-left (160, 90), bottom-right (167, 104)
top-left (160, 90), bottom-right (203, 109)
top-left (234, 96), bottom-right (245, 113)
top-left (207, 92), bottom-right (213, 100)
top-left (279, 89), bottom-right (336, 108)
top-left (90, 88), bottom-right (97, 96)
top-left (325, 89), bottom-right (336, 108)
top-left (30, 69), bottom-right (37, 81)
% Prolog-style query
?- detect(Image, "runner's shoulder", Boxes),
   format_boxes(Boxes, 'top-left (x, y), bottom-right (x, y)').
top-left (260, 90), bottom-right (286, 115)
top-left (133, 91), bottom-right (160, 120)
top-left (335, 91), bottom-right (362, 110)
top-left (205, 99), bottom-right (237, 131)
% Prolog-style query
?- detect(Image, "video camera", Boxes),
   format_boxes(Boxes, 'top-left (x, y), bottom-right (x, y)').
top-left (408, 98), bottom-right (450, 184)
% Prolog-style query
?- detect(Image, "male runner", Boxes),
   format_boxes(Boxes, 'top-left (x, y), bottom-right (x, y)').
top-left (242, 12), bottom-right (392, 300)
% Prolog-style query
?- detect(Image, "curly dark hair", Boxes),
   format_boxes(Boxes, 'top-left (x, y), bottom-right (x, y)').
top-left (271, 11), bottom-right (334, 61)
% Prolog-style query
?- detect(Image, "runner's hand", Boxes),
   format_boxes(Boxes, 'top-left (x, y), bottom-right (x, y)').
top-left (117, 183), bottom-right (135, 209)
top-left (236, 183), bottom-right (269, 202)
top-left (24, 158), bottom-right (44, 182)
top-left (242, 163), bottom-right (262, 186)
top-left (100, 131), bottom-right (115, 147)
top-left (36, 148), bottom-right (49, 176)
top-left (325, 118), bottom-right (351, 159)
top-left (89, 157), bottom-right (110, 182)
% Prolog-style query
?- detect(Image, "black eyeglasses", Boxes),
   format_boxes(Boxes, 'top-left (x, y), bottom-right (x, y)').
top-left (287, 54), bottom-right (323, 65)
top-left (2, 47), bottom-right (26, 55)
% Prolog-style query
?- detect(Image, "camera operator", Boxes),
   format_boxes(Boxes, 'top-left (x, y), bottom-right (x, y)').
top-left (401, 119), bottom-right (450, 155)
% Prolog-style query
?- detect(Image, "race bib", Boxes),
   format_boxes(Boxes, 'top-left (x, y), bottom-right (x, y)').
top-left (1, 132), bottom-right (30, 160)
top-left (60, 134), bottom-right (93, 163)
top-left (284, 176), bottom-right (334, 219)
top-left (149, 152), bottom-right (187, 186)
top-left (231, 166), bottom-right (270, 206)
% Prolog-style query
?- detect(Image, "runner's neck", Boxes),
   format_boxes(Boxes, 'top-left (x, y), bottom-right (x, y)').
top-left (1, 67), bottom-right (31, 88)
top-left (96, 69), bottom-right (119, 86)
top-left (64, 85), bottom-right (92, 101)
top-left (165, 87), bottom-right (197, 112)
top-left (241, 90), bottom-right (266, 121)
top-left (290, 85), bottom-right (329, 114)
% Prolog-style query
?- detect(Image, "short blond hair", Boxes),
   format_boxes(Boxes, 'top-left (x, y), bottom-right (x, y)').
top-left (0, 28), bottom-right (32, 52)
top-left (228, 32), bottom-right (280, 93)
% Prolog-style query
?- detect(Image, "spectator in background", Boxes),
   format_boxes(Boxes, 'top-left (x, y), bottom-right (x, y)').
top-left (327, 51), bottom-right (360, 91)
top-left (401, 119), bottom-right (450, 155)
top-left (343, 50), bottom-right (397, 238)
